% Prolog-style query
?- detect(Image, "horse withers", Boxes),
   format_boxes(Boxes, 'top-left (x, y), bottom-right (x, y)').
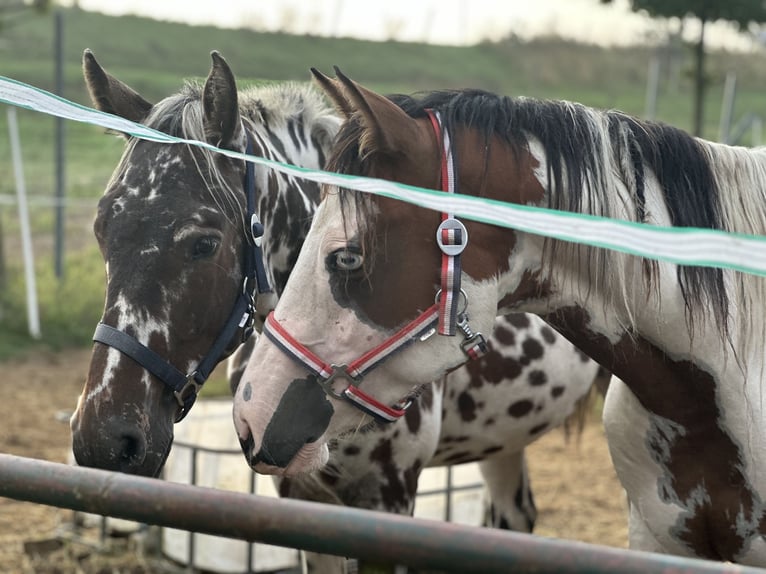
top-left (233, 68), bottom-right (766, 565)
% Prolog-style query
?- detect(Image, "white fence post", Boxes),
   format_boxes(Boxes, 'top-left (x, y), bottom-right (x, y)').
top-left (7, 106), bottom-right (41, 339)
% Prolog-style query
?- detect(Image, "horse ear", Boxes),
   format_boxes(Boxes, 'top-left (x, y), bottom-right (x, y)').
top-left (329, 67), bottom-right (419, 158)
top-left (82, 49), bottom-right (153, 130)
top-left (310, 67), bottom-right (354, 119)
top-left (202, 51), bottom-right (243, 150)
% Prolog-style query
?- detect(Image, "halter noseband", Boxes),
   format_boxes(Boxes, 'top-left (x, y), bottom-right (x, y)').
top-left (93, 132), bottom-right (271, 422)
top-left (262, 110), bottom-right (488, 424)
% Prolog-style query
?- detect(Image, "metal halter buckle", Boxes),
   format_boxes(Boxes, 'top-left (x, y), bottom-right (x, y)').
top-left (174, 371), bottom-right (202, 408)
top-left (319, 364), bottom-right (359, 399)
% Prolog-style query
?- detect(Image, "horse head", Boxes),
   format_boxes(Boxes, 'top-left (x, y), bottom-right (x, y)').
top-left (232, 69), bottom-right (537, 476)
top-left (71, 51), bottom-right (337, 477)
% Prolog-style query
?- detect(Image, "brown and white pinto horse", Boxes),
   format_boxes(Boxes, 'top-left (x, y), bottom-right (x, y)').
top-left (70, 52), bottom-right (606, 572)
top-left (233, 69), bottom-right (766, 565)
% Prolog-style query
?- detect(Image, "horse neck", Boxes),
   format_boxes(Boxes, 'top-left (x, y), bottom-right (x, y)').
top-left (241, 93), bottom-right (338, 294)
top-left (510, 135), bottom-right (766, 406)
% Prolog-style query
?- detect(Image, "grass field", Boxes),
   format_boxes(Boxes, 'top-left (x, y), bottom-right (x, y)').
top-left (1, 6), bottom-right (765, 359)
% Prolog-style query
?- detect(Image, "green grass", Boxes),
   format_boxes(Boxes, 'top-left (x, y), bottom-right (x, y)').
top-left (1, 7), bottom-right (765, 361)
top-left (0, 243), bottom-right (105, 359)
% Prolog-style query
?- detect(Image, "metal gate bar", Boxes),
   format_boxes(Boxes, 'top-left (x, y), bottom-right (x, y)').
top-left (0, 454), bottom-right (757, 574)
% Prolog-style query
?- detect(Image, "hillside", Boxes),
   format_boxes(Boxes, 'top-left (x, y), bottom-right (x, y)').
top-left (2, 7), bottom-right (766, 135)
top-left (0, 7), bottom-right (765, 357)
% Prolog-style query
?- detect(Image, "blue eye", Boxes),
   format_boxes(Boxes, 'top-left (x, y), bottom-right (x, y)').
top-left (332, 249), bottom-right (364, 271)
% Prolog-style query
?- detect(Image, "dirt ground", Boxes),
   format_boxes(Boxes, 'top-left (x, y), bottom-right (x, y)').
top-left (0, 348), bottom-right (627, 573)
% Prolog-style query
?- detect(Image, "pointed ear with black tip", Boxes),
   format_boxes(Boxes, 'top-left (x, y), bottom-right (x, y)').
top-left (82, 49), bottom-right (153, 130)
top-left (331, 66), bottom-right (421, 159)
top-left (310, 67), bottom-right (354, 119)
top-left (202, 51), bottom-right (243, 150)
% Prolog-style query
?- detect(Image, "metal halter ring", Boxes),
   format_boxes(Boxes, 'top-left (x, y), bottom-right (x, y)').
top-left (434, 288), bottom-right (468, 315)
top-left (174, 371), bottom-right (202, 407)
top-left (320, 364), bottom-right (360, 400)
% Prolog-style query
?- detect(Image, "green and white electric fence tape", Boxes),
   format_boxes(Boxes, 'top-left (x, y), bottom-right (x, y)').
top-left (2, 74), bottom-right (766, 277)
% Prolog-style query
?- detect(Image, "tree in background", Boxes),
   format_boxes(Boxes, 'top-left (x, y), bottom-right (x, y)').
top-left (601, 0), bottom-right (766, 136)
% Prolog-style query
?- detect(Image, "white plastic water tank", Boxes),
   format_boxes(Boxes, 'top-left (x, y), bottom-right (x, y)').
top-left (162, 399), bottom-right (300, 573)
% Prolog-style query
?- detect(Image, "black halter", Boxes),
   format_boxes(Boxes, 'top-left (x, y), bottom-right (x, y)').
top-left (93, 133), bottom-right (271, 422)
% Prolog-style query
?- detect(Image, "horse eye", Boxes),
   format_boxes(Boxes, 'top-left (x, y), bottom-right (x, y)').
top-left (191, 236), bottom-right (220, 260)
top-left (330, 249), bottom-right (364, 272)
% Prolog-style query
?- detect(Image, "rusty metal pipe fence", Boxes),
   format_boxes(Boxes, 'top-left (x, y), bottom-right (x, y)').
top-left (0, 454), bottom-right (761, 574)
top-left (168, 439), bottom-right (483, 572)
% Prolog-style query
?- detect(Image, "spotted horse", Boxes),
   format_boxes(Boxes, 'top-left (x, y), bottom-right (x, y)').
top-left (69, 51), bottom-right (608, 572)
top-left (233, 68), bottom-right (766, 566)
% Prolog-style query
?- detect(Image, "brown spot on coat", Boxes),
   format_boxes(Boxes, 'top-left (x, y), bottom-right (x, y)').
top-left (522, 338), bottom-right (544, 361)
top-left (493, 325), bottom-right (516, 346)
top-left (404, 400), bottom-right (421, 434)
top-left (465, 351), bottom-right (522, 386)
top-left (506, 314), bottom-right (530, 329)
top-left (528, 370), bottom-right (547, 386)
top-left (540, 325), bottom-right (556, 344)
top-left (508, 400), bottom-right (534, 418)
top-left (457, 391), bottom-right (477, 422)
top-left (545, 304), bottom-right (762, 560)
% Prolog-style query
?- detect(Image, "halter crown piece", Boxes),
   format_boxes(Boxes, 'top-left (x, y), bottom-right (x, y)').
top-left (261, 109), bottom-right (488, 424)
top-left (92, 132), bottom-right (270, 422)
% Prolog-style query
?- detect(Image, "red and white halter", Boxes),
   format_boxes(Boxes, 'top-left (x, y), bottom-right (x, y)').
top-left (262, 110), bottom-right (488, 423)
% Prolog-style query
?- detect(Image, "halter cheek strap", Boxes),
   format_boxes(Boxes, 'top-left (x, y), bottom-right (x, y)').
top-left (426, 109), bottom-right (488, 358)
top-left (426, 109), bottom-right (467, 337)
top-left (93, 131), bottom-right (268, 422)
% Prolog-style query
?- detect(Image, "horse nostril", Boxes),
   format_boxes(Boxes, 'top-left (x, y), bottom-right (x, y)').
top-left (117, 430), bottom-right (147, 472)
top-left (120, 434), bottom-right (142, 460)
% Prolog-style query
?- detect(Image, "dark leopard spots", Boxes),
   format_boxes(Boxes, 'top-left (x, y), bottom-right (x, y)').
top-left (551, 385), bottom-right (565, 398)
top-left (540, 325), bottom-right (556, 344)
top-left (344, 445), bottom-right (361, 456)
top-left (528, 370), bottom-right (547, 386)
top-left (493, 325), bottom-right (516, 346)
top-left (522, 338), bottom-right (544, 362)
top-left (466, 352), bottom-right (523, 386)
top-left (405, 400), bottom-right (422, 434)
top-left (419, 384), bottom-right (434, 410)
top-left (506, 314), bottom-right (531, 329)
top-left (370, 438), bottom-right (408, 510)
top-left (458, 391), bottom-right (477, 422)
top-left (508, 399), bottom-right (534, 418)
